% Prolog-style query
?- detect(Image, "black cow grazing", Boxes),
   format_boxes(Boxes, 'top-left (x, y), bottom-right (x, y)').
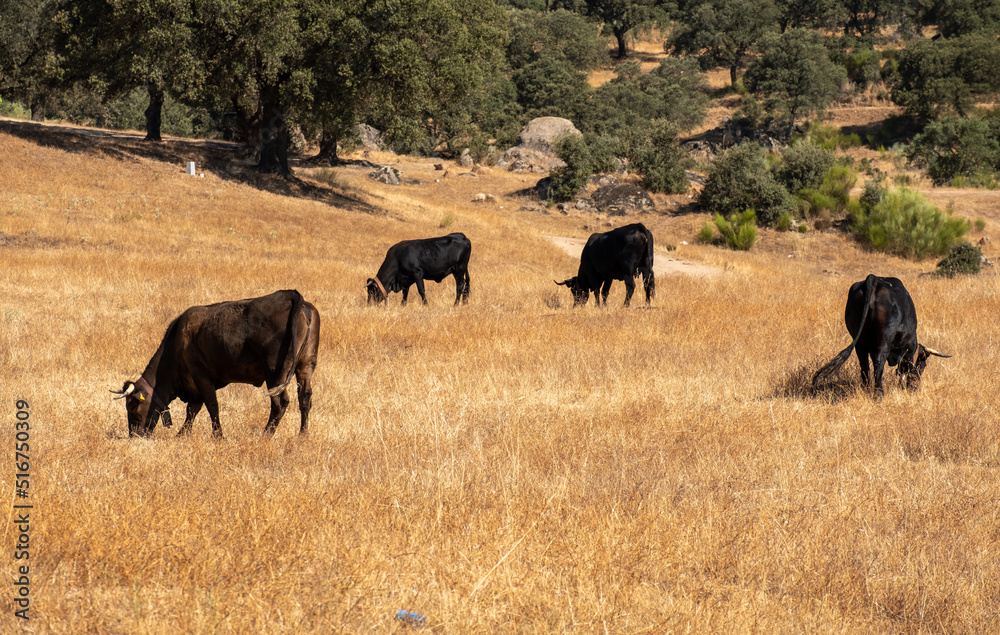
top-left (555, 223), bottom-right (655, 307)
top-left (366, 233), bottom-right (471, 306)
top-left (111, 290), bottom-right (320, 438)
top-left (812, 275), bottom-right (950, 395)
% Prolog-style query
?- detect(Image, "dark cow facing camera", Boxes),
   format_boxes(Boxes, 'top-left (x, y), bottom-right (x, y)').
top-left (556, 223), bottom-right (655, 307)
top-left (812, 274), bottom-right (950, 395)
top-left (366, 233), bottom-right (471, 306)
top-left (111, 290), bottom-right (320, 437)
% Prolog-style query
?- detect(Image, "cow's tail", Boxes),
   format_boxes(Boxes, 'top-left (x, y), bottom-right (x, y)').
top-left (812, 275), bottom-right (876, 387)
top-left (267, 290), bottom-right (309, 398)
top-left (643, 227), bottom-right (655, 299)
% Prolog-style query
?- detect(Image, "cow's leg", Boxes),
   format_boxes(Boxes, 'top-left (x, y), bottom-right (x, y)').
top-left (462, 270), bottom-right (470, 304)
top-left (873, 350), bottom-right (889, 398)
top-left (622, 276), bottom-right (636, 307)
top-left (415, 276), bottom-right (428, 305)
top-left (177, 402), bottom-right (203, 436)
top-left (296, 372), bottom-right (313, 434)
top-left (643, 270), bottom-right (655, 305)
top-left (264, 389), bottom-right (290, 435)
top-left (401, 285), bottom-right (409, 306)
top-left (454, 270), bottom-right (469, 305)
top-left (195, 381), bottom-right (224, 438)
top-left (856, 350), bottom-right (871, 390)
top-left (600, 280), bottom-right (612, 306)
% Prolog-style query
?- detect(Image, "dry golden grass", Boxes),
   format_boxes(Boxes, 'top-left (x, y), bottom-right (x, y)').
top-left (2, 122), bottom-right (1000, 633)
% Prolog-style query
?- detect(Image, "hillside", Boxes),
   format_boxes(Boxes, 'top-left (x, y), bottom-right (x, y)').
top-left (1, 119), bottom-right (999, 632)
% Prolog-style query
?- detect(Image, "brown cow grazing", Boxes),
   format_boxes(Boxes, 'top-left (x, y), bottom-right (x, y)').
top-left (111, 290), bottom-right (320, 437)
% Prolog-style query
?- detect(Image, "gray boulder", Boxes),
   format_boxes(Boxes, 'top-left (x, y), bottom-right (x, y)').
top-left (353, 124), bottom-right (384, 151)
top-left (592, 184), bottom-right (654, 216)
top-left (499, 117), bottom-right (583, 173)
top-left (515, 117), bottom-right (582, 152)
top-left (368, 165), bottom-right (401, 185)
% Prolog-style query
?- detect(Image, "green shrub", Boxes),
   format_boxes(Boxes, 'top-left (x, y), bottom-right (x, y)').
top-left (934, 241), bottom-right (982, 277)
top-left (0, 98), bottom-right (31, 119)
top-left (839, 47), bottom-right (885, 89)
top-left (800, 189), bottom-right (836, 216)
top-left (975, 218), bottom-right (987, 232)
top-left (819, 165), bottom-right (857, 206)
top-left (697, 222), bottom-right (715, 244)
top-left (859, 179), bottom-right (886, 212)
top-left (699, 143), bottom-right (796, 227)
top-left (851, 188), bottom-right (971, 259)
top-left (777, 143), bottom-right (834, 194)
top-left (776, 212), bottom-right (793, 231)
top-left (805, 123), bottom-right (863, 150)
top-left (732, 94), bottom-right (764, 129)
top-left (634, 119), bottom-right (689, 194)
top-left (797, 223), bottom-right (808, 233)
top-left (548, 134), bottom-right (593, 202)
top-left (713, 210), bottom-right (758, 250)
top-left (798, 165), bottom-right (857, 218)
top-left (585, 134), bottom-right (623, 175)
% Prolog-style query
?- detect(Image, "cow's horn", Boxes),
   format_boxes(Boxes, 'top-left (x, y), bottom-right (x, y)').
top-left (554, 279), bottom-right (566, 286)
top-left (370, 277), bottom-right (387, 297)
top-left (110, 383), bottom-right (136, 399)
top-left (924, 346), bottom-right (951, 358)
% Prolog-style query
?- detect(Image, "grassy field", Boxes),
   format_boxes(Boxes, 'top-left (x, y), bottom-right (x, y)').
top-left (1, 119), bottom-right (999, 633)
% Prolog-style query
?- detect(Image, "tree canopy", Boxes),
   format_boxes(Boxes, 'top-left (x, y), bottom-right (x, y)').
top-left (670, 0), bottom-right (778, 87)
top-left (744, 28), bottom-right (847, 138)
top-left (891, 33), bottom-right (1000, 120)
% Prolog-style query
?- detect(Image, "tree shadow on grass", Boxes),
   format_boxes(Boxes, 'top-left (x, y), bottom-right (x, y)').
top-left (841, 114), bottom-right (923, 150)
top-left (0, 119), bottom-right (386, 216)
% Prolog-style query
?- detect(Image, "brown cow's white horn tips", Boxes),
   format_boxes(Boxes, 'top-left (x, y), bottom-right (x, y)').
top-left (111, 383), bottom-right (135, 399)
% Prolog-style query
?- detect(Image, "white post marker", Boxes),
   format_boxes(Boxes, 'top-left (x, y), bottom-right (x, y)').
top-left (186, 161), bottom-right (196, 176)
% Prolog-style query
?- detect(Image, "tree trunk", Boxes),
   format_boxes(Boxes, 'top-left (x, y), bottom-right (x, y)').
top-left (614, 27), bottom-right (629, 59)
top-left (144, 81), bottom-right (164, 142)
top-left (30, 100), bottom-right (45, 121)
top-left (258, 83), bottom-right (290, 176)
top-left (233, 100), bottom-right (259, 149)
top-left (730, 64), bottom-right (738, 88)
top-left (313, 133), bottom-right (340, 165)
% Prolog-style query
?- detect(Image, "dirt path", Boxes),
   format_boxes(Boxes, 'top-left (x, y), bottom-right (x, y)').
top-left (545, 235), bottom-right (720, 277)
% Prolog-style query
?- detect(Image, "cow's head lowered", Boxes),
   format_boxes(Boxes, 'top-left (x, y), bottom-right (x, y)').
top-left (555, 278), bottom-right (589, 306)
top-left (365, 277), bottom-right (388, 305)
top-left (898, 344), bottom-right (951, 391)
top-left (110, 379), bottom-right (170, 437)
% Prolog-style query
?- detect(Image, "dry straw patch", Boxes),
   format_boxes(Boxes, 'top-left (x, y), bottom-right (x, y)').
top-left (1, 127), bottom-right (1000, 632)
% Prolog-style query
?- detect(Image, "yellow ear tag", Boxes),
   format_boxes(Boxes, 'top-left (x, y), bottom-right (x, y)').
top-left (138, 394), bottom-right (145, 401)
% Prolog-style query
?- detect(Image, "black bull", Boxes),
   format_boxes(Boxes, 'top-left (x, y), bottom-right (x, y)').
top-left (366, 233), bottom-right (472, 306)
top-left (556, 223), bottom-right (655, 306)
top-left (112, 290), bottom-right (320, 437)
top-left (812, 274), bottom-right (950, 394)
